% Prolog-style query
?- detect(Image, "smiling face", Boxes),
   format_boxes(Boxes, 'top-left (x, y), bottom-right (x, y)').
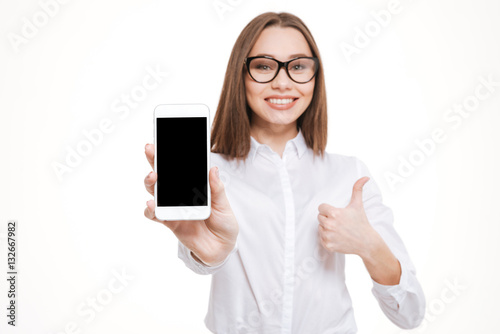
top-left (245, 26), bottom-right (315, 133)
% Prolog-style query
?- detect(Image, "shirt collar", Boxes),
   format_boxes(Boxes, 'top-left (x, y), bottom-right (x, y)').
top-left (249, 128), bottom-right (307, 162)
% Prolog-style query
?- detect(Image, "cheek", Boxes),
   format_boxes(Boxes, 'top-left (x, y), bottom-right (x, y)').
top-left (296, 80), bottom-right (315, 103)
top-left (303, 81), bottom-right (315, 99)
top-left (245, 80), bottom-right (265, 103)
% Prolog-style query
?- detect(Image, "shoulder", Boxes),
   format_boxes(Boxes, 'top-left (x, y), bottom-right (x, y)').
top-left (210, 152), bottom-right (247, 175)
top-left (210, 151), bottom-right (240, 166)
top-left (321, 151), bottom-right (368, 173)
top-left (320, 151), bottom-right (375, 191)
top-left (323, 151), bottom-right (382, 200)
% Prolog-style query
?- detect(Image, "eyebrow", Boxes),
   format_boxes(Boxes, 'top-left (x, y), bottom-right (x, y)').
top-left (253, 53), bottom-right (312, 59)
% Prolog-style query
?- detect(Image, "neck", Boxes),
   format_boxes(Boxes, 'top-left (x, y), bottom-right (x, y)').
top-left (250, 124), bottom-right (299, 158)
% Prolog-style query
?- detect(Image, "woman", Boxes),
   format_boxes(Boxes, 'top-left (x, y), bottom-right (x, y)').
top-left (144, 12), bottom-right (425, 333)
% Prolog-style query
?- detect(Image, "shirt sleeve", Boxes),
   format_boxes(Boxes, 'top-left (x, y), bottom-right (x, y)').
top-left (356, 158), bottom-right (426, 329)
top-left (177, 240), bottom-right (238, 275)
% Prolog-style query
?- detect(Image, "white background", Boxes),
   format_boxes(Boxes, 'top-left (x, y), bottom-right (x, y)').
top-left (1, 0), bottom-right (499, 333)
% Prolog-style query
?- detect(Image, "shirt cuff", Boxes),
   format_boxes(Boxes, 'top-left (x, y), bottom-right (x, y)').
top-left (371, 258), bottom-right (411, 307)
top-left (188, 241), bottom-right (238, 270)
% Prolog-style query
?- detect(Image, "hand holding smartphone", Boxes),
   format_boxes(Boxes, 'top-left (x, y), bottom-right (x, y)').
top-left (143, 104), bottom-right (239, 266)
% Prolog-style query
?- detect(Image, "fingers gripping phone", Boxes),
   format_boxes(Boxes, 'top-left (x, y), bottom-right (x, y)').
top-left (154, 104), bottom-right (211, 220)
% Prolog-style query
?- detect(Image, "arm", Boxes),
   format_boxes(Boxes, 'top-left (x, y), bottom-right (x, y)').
top-left (356, 158), bottom-right (426, 329)
top-left (177, 240), bottom-right (238, 275)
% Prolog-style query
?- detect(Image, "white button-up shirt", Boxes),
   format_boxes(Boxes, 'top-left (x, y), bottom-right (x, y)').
top-left (178, 129), bottom-right (426, 333)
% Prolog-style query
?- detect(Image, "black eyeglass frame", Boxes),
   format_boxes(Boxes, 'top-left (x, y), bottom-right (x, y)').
top-left (244, 55), bottom-right (319, 84)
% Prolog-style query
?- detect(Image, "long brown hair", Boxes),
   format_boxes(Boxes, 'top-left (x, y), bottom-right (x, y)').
top-left (211, 12), bottom-right (328, 164)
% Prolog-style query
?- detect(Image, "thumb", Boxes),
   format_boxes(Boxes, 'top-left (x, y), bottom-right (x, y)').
top-left (348, 176), bottom-right (370, 208)
top-left (210, 166), bottom-right (229, 207)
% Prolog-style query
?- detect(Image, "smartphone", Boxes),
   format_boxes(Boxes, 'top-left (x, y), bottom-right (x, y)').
top-left (154, 104), bottom-right (211, 221)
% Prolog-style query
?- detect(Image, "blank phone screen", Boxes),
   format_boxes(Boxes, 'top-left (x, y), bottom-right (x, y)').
top-left (156, 117), bottom-right (208, 207)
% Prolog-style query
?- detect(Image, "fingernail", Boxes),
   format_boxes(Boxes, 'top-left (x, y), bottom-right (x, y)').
top-left (148, 171), bottom-right (153, 178)
top-left (145, 143), bottom-right (149, 150)
top-left (215, 166), bottom-right (219, 179)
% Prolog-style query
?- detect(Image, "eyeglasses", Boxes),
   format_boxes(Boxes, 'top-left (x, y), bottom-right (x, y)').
top-left (244, 56), bottom-right (319, 84)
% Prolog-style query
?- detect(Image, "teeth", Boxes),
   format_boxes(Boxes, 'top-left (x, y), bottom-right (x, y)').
top-left (268, 98), bottom-right (295, 105)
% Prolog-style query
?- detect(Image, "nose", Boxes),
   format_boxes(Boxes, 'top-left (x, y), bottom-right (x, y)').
top-left (271, 67), bottom-right (293, 90)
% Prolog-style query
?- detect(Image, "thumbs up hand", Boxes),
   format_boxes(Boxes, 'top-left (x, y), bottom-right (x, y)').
top-left (317, 176), bottom-right (379, 257)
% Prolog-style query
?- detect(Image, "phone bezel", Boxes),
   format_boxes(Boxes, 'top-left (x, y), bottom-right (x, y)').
top-left (153, 103), bottom-right (211, 221)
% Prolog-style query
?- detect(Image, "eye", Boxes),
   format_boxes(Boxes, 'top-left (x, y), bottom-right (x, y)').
top-left (256, 64), bottom-right (271, 70)
top-left (250, 59), bottom-right (276, 72)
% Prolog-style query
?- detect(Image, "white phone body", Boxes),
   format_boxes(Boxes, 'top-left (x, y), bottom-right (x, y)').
top-left (154, 104), bottom-right (211, 221)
